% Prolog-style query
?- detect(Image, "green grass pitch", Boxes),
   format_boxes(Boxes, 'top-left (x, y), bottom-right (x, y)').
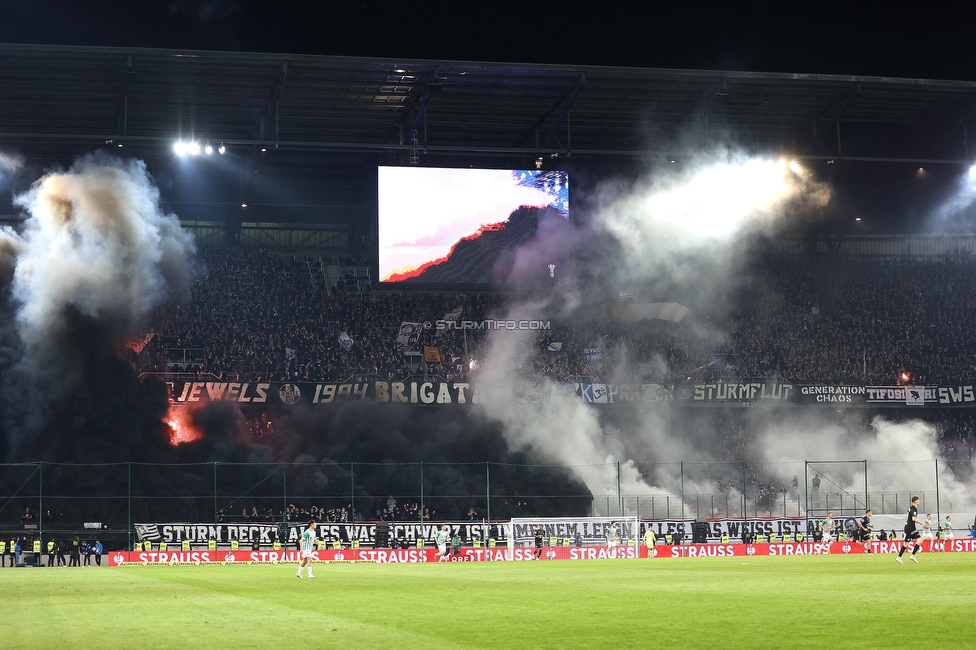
top-left (2, 554), bottom-right (975, 648)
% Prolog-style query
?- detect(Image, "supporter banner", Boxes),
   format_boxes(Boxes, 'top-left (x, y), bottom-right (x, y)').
top-left (135, 517), bottom-right (880, 547)
top-left (167, 380), bottom-right (976, 408)
top-left (520, 380), bottom-right (795, 404)
top-left (134, 521), bottom-right (508, 546)
top-left (169, 380), bottom-right (481, 406)
top-left (797, 386), bottom-right (867, 404)
top-left (106, 538), bottom-right (976, 566)
top-left (645, 517), bottom-right (819, 541)
top-left (799, 384), bottom-right (976, 407)
top-left (511, 518), bottom-right (637, 545)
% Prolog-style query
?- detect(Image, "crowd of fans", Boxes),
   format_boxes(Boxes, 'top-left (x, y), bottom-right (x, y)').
top-left (146, 250), bottom-right (976, 388)
top-left (146, 248), bottom-right (494, 383)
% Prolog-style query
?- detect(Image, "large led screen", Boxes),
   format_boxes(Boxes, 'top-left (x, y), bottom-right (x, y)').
top-left (378, 167), bottom-right (569, 284)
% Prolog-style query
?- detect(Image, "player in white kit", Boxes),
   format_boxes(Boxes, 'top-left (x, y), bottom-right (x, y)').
top-left (296, 520), bottom-right (316, 578)
top-left (435, 525), bottom-right (450, 561)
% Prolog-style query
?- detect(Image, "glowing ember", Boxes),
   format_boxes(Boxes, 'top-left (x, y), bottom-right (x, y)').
top-left (165, 406), bottom-right (202, 445)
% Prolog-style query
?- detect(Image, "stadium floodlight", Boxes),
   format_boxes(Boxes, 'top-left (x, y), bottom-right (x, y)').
top-left (217, 143), bottom-right (226, 155)
top-left (174, 140), bottom-right (202, 156)
top-left (968, 164), bottom-right (976, 179)
top-left (204, 142), bottom-right (213, 155)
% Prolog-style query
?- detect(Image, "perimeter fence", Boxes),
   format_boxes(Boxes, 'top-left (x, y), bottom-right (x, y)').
top-left (0, 458), bottom-right (963, 549)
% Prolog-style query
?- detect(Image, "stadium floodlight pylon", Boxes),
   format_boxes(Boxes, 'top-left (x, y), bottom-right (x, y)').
top-left (507, 516), bottom-right (641, 554)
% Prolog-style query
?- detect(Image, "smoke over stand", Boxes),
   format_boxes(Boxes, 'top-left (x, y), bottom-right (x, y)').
top-left (0, 154), bottom-right (197, 460)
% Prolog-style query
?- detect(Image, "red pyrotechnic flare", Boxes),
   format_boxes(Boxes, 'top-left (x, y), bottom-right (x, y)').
top-left (165, 405), bottom-right (203, 446)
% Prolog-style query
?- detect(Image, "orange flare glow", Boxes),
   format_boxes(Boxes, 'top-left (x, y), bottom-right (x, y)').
top-left (165, 405), bottom-right (203, 445)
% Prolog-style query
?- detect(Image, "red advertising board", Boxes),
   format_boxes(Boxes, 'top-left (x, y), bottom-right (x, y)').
top-left (106, 538), bottom-right (976, 566)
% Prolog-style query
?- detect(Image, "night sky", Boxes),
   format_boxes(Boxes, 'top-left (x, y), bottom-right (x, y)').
top-left (0, 1), bottom-right (974, 80)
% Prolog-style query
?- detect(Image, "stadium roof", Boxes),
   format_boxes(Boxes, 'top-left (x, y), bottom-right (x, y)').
top-left (3, 42), bottom-right (976, 164)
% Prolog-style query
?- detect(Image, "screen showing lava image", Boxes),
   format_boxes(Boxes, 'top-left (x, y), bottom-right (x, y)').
top-left (378, 167), bottom-right (569, 283)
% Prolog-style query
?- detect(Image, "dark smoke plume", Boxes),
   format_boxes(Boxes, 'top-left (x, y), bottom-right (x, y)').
top-left (0, 154), bottom-right (197, 461)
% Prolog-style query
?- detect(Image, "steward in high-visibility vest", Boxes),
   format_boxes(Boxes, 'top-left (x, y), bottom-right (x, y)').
top-left (33, 539), bottom-right (41, 554)
top-left (562, 537), bottom-right (571, 547)
top-left (0, 540), bottom-right (6, 567)
top-left (415, 538), bottom-right (424, 549)
top-left (768, 534), bottom-right (777, 544)
top-left (158, 542), bottom-right (167, 551)
top-left (272, 541), bottom-right (281, 551)
top-left (47, 540), bottom-right (55, 566)
top-left (488, 538), bottom-right (496, 548)
top-left (332, 540), bottom-right (343, 550)
top-left (795, 533), bottom-right (803, 542)
top-left (316, 540), bottom-right (328, 550)
top-left (664, 534), bottom-right (673, 545)
top-left (208, 538), bottom-right (217, 550)
top-left (143, 541), bottom-right (152, 551)
top-left (549, 536), bottom-right (558, 547)
top-left (230, 540), bottom-right (239, 551)
top-left (181, 539), bottom-right (190, 551)
top-left (720, 534), bottom-right (730, 544)
top-left (473, 539), bottom-right (481, 548)
top-left (755, 534), bottom-right (766, 543)
top-left (351, 540), bottom-right (360, 550)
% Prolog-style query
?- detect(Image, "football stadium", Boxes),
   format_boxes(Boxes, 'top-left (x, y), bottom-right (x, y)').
top-left (2, 8), bottom-right (976, 648)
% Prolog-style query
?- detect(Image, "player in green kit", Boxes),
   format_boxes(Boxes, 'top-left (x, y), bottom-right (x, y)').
top-left (296, 520), bottom-right (317, 578)
top-left (819, 512), bottom-right (835, 543)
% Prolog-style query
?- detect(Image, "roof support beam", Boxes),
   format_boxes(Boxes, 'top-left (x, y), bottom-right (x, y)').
top-left (261, 62), bottom-right (288, 145)
top-left (115, 54), bottom-right (133, 140)
top-left (398, 68), bottom-right (440, 145)
top-left (674, 78), bottom-right (727, 138)
top-left (513, 74), bottom-right (585, 148)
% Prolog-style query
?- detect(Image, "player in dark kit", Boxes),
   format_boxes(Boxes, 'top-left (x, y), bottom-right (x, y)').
top-left (856, 509), bottom-right (873, 552)
top-left (897, 496), bottom-right (929, 564)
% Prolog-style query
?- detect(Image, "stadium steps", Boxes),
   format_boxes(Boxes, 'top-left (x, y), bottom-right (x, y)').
top-left (324, 264), bottom-right (341, 293)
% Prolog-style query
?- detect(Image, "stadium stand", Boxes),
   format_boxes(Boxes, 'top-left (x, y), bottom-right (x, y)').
top-left (146, 250), bottom-right (976, 387)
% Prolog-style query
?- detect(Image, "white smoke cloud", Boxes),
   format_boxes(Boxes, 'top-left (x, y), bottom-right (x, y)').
top-left (477, 150), bottom-right (831, 511)
top-left (11, 154), bottom-right (196, 347)
top-left (756, 413), bottom-right (973, 512)
top-left (927, 166), bottom-right (976, 232)
top-left (0, 151), bottom-right (24, 174)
